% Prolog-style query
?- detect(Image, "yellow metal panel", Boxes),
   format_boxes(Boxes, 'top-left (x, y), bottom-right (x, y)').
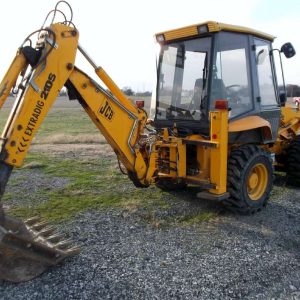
top-left (271, 106), bottom-right (300, 155)
top-left (146, 144), bottom-right (158, 184)
top-left (95, 67), bottom-right (140, 115)
top-left (281, 106), bottom-right (300, 124)
top-left (69, 69), bottom-right (136, 169)
top-left (68, 67), bottom-right (148, 180)
top-left (164, 26), bottom-right (198, 41)
top-left (217, 22), bottom-right (275, 41)
top-left (156, 21), bottom-right (274, 42)
top-left (228, 115), bottom-right (272, 140)
top-left (209, 110), bottom-right (228, 194)
top-left (229, 116), bottom-right (271, 132)
top-left (207, 22), bottom-right (220, 32)
top-left (178, 134), bottom-right (214, 182)
top-left (177, 140), bottom-right (186, 178)
top-left (170, 145), bottom-right (177, 177)
top-left (135, 150), bottom-right (148, 180)
top-left (3, 24), bottom-right (79, 167)
top-left (197, 145), bottom-right (210, 181)
top-left (0, 52), bottom-right (26, 109)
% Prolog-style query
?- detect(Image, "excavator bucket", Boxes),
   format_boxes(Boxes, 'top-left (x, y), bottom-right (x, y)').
top-left (0, 162), bottom-right (79, 282)
top-left (0, 211), bottom-right (80, 282)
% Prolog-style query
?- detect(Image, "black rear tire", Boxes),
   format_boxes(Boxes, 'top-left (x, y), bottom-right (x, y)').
top-left (286, 136), bottom-right (300, 186)
top-left (224, 145), bottom-right (273, 214)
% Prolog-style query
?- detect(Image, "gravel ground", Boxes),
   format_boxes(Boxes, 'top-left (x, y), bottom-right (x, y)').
top-left (2, 170), bottom-right (69, 209)
top-left (0, 173), bottom-right (299, 300)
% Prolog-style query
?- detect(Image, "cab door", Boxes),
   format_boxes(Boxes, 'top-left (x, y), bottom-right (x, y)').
top-left (252, 37), bottom-right (281, 142)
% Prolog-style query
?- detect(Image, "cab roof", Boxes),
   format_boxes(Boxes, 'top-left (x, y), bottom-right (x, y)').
top-left (155, 21), bottom-right (275, 43)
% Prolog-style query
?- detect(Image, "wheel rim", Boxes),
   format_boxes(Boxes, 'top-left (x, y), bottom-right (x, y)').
top-left (247, 163), bottom-right (268, 201)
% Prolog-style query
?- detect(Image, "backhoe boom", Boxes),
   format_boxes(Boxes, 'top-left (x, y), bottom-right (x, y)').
top-left (0, 21), bottom-right (150, 282)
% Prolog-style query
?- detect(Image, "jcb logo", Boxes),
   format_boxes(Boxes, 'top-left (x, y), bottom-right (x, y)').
top-left (99, 101), bottom-right (114, 121)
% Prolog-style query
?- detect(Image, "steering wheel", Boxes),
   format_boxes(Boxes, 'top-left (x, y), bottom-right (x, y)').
top-left (226, 85), bottom-right (242, 104)
top-left (226, 84), bottom-right (242, 91)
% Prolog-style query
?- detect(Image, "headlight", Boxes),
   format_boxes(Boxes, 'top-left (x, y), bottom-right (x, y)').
top-left (197, 25), bottom-right (208, 35)
top-left (156, 34), bottom-right (165, 43)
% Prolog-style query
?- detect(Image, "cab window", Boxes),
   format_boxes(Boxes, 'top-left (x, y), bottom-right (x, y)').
top-left (254, 38), bottom-right (277, 106)
top-left (212, 32), bottom-right (253, 118)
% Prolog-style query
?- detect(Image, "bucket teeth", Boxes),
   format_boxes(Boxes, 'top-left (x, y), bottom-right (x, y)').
top-left (0, 212), bottom-right (80, 282)
top-left (30, 221), bottom-right (49, 231)
top-left (55, 239), bottom-right (73, 249)
top-left (24, 216), bottom-right (41, 225)
top-left (64, 246), bottom-right (80, 255)
top-left (39, 226), bottom-right (56, 237)
top-left (25, 218), bottom-right (79, 253)
top-left (47, 233), bottom-right (64, 243)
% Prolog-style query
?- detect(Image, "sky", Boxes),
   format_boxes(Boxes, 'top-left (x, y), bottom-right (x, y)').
top-left (0, 0), bottom-right (299, 92)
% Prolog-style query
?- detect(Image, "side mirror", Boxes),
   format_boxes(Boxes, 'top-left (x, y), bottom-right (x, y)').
top-left (281, 42), bottom-right (296, 58)
top-left (279, 91), bottom-right (287, 107)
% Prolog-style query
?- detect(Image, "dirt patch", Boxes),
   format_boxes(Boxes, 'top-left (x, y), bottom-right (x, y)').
top-left (30, 143), bottom-right (114, 160)
top-left (34, 133), bottom-right (106, 145)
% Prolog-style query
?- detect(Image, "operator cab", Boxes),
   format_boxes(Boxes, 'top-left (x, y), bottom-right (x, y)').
top-left (153, 21), bottom-right (295, 139)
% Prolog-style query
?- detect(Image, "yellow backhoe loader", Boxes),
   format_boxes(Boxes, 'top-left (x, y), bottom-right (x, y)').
top-left (0, 1), bottom-right (298, 282)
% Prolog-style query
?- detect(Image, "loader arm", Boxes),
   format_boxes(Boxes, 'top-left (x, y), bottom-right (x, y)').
top-left (0, 22), bottom-right (150, 282)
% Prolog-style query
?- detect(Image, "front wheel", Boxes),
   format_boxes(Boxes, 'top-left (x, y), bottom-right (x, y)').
top-left (224, 145), bottom-right (273, 214)
top-left (286, 136), bottom-right (300, 186)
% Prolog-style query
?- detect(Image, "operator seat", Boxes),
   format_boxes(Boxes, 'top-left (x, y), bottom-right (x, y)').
top-left (211, 78), bottom-right (227, 103)
top-left (193, 78), bottom-right (203, 109)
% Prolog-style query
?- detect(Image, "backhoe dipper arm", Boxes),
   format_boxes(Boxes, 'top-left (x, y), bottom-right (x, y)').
top-left (66, 45), bottom-right (148, 185)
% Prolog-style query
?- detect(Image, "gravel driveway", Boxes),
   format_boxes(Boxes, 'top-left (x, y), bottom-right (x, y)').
top-left (0, 174), bottom-right (299, 300)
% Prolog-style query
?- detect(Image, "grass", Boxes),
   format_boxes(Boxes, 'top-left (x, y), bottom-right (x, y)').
top-left (176, 212), bottom-right (218, 225)
top-left (0, 97), bottom-right (102, 144)
top-left (0, 96), bottom-right (151, 143)
top-left (5, 152), bottom-right (170, 222)
top-left (6, 151), bottom-right (217, 226)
